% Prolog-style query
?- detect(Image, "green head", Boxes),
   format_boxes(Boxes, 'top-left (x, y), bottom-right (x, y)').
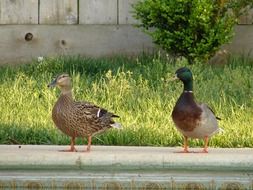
top-left (174, 67), bottom-right (193, 91)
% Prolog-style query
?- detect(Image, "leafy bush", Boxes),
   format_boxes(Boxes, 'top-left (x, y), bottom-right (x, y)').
top-left (133, 0), bottom-right (237, 64)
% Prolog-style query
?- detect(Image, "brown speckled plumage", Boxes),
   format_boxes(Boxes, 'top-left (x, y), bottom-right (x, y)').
top-left (48, 74), bottom-right (120, 152)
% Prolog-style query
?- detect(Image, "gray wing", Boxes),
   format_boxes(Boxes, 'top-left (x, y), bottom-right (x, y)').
top-left (198, 103), bottom-right (220, 136)
top-left (205, 104), bottom-right (221, 120)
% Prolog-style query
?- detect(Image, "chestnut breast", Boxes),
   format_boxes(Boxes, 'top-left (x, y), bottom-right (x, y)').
top-left (172, 92), bottom-right (202, 132)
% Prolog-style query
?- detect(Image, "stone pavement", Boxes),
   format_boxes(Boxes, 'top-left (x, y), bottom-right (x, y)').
top-left (0, 145), bottom-right (252, 189)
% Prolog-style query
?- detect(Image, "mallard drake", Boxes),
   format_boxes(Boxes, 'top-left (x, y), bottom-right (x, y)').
top-left (48, 74), bottom-right (121, 152)
top-left (171, 67), bottom-right (221, 153)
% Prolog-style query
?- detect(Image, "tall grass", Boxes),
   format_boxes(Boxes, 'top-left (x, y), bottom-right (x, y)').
top-left (0, 54), bottom-right (252, 147)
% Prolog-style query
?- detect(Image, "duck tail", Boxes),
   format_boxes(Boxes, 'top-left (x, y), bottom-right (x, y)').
top-left (110, 122), bottom-right (122, 129)
top-left (210, 127), bottom-right (224, 136)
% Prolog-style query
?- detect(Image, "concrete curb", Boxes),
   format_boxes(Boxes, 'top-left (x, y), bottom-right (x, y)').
top-left (0, 145), bottom-right (252, 171)
top-left (0, 145), bottom-right (252, 189)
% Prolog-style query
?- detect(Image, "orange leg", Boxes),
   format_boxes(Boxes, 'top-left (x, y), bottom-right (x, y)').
top-left (60, 137), bottom-right (77, 152)
top-left (175, 136), bottom-right (190, 153)
top-left (182, 136), bottom-right (190, 153)
top-left (86, 136), bottom-right (92, 152)
top-left (69, 137), bottom-right (77, 152)
top-left (202, 136), bottom-right (209, 153)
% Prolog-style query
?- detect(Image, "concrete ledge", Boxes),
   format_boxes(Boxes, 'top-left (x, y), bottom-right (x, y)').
top-left (1, 145), bottom-right (253, 171)
top-left (0, 145), bottom-right (253, 189)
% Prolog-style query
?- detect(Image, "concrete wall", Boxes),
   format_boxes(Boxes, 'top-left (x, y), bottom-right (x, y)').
top-left (0, 25), bottom-right (154, 64)
top-left (0, 0), bottom-right (154, 65)
top-left (0, 0), bottom-right (253, 64)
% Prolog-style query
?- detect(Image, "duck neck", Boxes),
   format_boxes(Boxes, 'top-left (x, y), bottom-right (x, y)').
top-left (60, 87), bottom-right (73, 100)
top-left (183, 80), bottom-right (193, 92)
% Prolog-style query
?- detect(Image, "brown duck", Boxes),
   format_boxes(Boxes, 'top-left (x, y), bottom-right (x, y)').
top-left (48, 74), bottom-right (121, 152)
top-left (171, 67), bottom-right (221, 153)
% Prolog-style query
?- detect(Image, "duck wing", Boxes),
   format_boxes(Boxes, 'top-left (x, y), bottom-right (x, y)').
top-left (69, 101), bottom-right (120, 133)
top-left (200, 103), bottom-right (221, 120)
top-left (73, 101), bottom-right (119, 119)
top-left (199, 103), bottom-right (220, 125)
top-left (195, 103), bottom-right (221, 136)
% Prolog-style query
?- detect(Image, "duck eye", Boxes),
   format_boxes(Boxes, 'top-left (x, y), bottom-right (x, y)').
top-left (60, 75), bottom-right (68, 79)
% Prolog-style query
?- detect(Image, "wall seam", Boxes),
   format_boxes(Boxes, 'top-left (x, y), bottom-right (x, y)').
top-left (38, 0), bottom-right (40, 24)
top-left (117, 0), bottom-right (119, 25)
top-left (77, 0), bottom-right (79, 24)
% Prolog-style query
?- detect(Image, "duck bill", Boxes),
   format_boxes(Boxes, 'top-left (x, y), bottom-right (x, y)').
top-left (47, 79), bottom-right (57, 88)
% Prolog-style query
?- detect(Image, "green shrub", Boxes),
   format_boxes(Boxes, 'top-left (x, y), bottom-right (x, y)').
top-left (133, 0), bottom-right (236, 64)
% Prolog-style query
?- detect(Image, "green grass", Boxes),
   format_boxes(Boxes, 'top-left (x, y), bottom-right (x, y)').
top-left (0, 54), bottom-right (252, 148)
